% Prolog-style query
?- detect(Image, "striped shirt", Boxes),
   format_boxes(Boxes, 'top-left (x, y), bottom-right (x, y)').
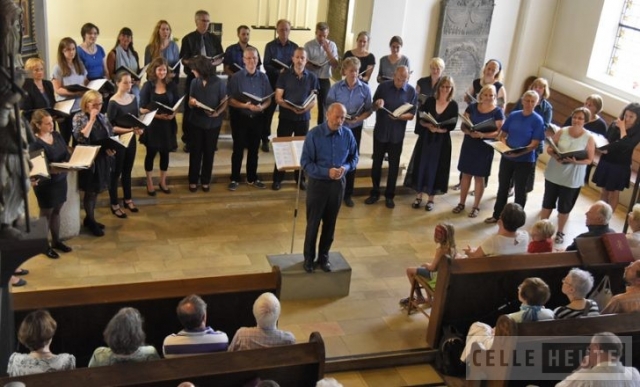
top-left (553, 299), bottom-right (600, 319)
top-left (162, 327), bottom-right (229, 358)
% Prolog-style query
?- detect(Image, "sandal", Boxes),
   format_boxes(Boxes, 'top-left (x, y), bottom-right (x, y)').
top-left (484, 216), bottom-right (498, 224)
top-left (554, 231), bottom-right (565, 244)
top-left (425, 201), bottom-right (434, 212)
top-left (468, 207), bottom-right (480, 218)
top-left (452, 203), bottom-right (465, 214)
top-left (411, 197), bottom-right (422, 209)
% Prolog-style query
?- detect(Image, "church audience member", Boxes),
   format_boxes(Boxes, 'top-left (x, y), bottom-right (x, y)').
top-left (106, 27), bottom-right (141, 99)
top-left (415, 57), bottom-right (444, 99)
top-left (365, 65), bottom-right (416, 209)
top-left (107, 71), bottom-right (142, 216)
top-left (304, 22), bottom-right (339, 125)
top-left (404, 75), bottom-right (457, 211)
top-left (145, 20), bottom-right (181, 82)
top-left (453, 84), bottom-right (503, 217)
top-left (7, 310), bottom-right (75, 376)
top-left (77, 23), bottom-right (108, 81)
top-left (325, 57), bottom-right (373, 207)
top-left (179, 9), bottom-right (224, 152)
top-left (139, 57), bottom-right (179, 195)
top-left (461, 277), bottom-right (553, 362)
top-left (29, 110), bottom-right (72, 257)
top-left (227, 46), bottom-right (271, 191)
top-left (592, 102), bottom-right (640, 212)
top-left (343, 31), bottom-right (375, 83)
top-left (556, 332), bottom-right (640, 386)
top-left (228, 292), bottom-right (295, 351)
top-left (554, 268), bottom-right (599, 319)
top-left (263, 19), bottom-right (298, 152)
top-left (464, 203), bottom-right (529, 258)
top-left (89, 307), bottom-right (160, 367)
top-left (540, 107), bottom-right (595, 245)
top-left (186, 56), bottom-right (226, 193)
top-left (400, 223), bottom-right (456, 308)
top-left (484, 90), bottom-right (545, 224)
top-left (271, 47), bottom-right (319, 191)
top-left (601, 260), bottom-right (640, 314)
top-left (21, 58), bottom-right (55, 122)
top-left (51, 37), bottom-right (87, 144)
top-left (223, 25), bottom-right (262, 76)
top-left (316, 378), bottom-right (343, 387)
top-left (527, 219), bottom-right (555, 253)
top-left (72, 90), bottom-right (115, 237)
top-left (163, 294), bottom-right (229, 358)
top-left (626, 203), bottom-right (640, 260)
top-left (376, 36), bottom-right (410, 83)
top-left (565, 201), bottom-right (614, 251)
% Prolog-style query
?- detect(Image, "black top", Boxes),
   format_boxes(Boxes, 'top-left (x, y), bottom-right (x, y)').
top-left (180, 30), bottom-right (224, 77)
top-left (472, 78), bottom-right (503, 97)
top-left (21, 78), bottom-right (55, 120)
top-left (601, 122), bottom-right (640, 165)
top-left (343, 51), bottom-right (376, 83)
top-left (29, 131), bottom-right (70, 185)
top-left (416, 76), bottom-right (437, 99)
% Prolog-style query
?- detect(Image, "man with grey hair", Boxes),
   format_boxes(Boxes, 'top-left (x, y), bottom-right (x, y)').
top-left (601, 260), bottom-right (640, 314)
top-left (227, 292), bottom-right (295, 351)
top-left (565, 200), bottom-right (614, 251)
top-left (556, 332), bottom-right (640, 386)
top-left (162, 294), bottom-right (229, 358)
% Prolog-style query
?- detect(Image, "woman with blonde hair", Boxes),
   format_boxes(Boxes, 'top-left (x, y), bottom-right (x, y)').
top-left (145, 20), bottom-right (180, 82)
top-left (464, 59), bottom-right (507, 108)
top-left (415, 57), bottom-right (445, 98)
top-left (21, 58), bottom-right (55, 122)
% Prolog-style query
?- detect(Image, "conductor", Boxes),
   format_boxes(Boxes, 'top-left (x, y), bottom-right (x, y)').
top-left (300, 103), bottom-right (359, 273)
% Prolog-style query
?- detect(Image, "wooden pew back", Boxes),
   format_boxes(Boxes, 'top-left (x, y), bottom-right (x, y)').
top-left (0, 332), bottom-right (324, 387)
top-left (426, 252), bottom-right (626, 349)
top-left (11, 268), bottom-right (282, 367)
top-left (547, 89), bottom-right (617, 127)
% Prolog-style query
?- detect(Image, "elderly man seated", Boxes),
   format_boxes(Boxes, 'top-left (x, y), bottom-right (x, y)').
top-left (464, 202), bottom-right (529, 258)
top-left (601, 260), bottom-right (640, 314)
top-left (228, 292), bottom-right (295, 351)
top-left (565, 200), bottom-right (614, 251)
top-left (163, 294), bottom-right (229, 358)
top-left (556, 332), bottom-right (640, 386)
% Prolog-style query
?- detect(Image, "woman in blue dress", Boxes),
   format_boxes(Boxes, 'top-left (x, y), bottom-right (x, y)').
top-left (77, 23), bottom-right (108, 81)
top-left (454, 84), bottom-right (504, 218)
top-left (405, 76), bottom-right (458, 211)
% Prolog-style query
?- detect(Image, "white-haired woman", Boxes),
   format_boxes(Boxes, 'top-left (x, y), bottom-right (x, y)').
top-left (554, 268), bottom-right (600, 319)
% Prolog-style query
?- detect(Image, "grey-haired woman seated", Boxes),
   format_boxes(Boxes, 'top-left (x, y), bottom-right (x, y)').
top-left (554, 268), bottom-right (600, 319)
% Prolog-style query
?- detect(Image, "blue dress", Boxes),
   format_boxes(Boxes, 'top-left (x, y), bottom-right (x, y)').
top-left (457, 104), bottom-right (504, 177)
top-left (77, 45), bottom-right (106, 80)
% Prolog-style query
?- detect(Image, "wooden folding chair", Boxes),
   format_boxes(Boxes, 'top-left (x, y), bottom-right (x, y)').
top-left (406, 275), bottom-right (435, 317)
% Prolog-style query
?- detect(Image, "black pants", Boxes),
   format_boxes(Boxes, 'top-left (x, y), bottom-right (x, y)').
top-left (304, 177), bottom-right (345, 262)
top-left (109, 139), bottom-right (136, 205)
top-left (262, 96), bottom-right (277, 143)
top-left (272, 119), bottom-right (309, 183)
top-left (231, 112), bottom-right (264, 182)
top-left (370, 139), bottom-right (403, 199)
top-left (344, 124), bottom-right (363, 198)
top-left (181, 76), bottom-right (195, 146)
top-left (316, 78), bottom-right (331, 125)
top-left (188, 124), bottom-right (221, 185)
top-left (145, 148), bottom-right (169, 171)
top-left (492, 158), bottom-right (535, 219)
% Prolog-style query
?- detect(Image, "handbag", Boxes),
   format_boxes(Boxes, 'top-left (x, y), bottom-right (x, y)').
top-left (588, 275), bottom-right (613, 311)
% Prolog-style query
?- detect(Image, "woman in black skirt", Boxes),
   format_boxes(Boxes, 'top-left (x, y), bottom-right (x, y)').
top-left (29, 109), bottom-right (72, 257)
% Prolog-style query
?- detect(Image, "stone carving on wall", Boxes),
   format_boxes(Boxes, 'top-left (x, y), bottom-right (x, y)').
top-left (434, 0), bottom-right (495, 103)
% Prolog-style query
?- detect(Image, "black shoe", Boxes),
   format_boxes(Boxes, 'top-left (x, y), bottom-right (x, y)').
top-left (364, 195), bottom-right (379, 205)
top-left (123, 200), bottom-right (139, 213)
top-left (299, 181), bottom-right (307, 191)
top-left (12, 278), bottom-right (27, 287)
top-left (45, 247), bottom-right (60, 259)
top-left (344, 196), bottom-right (354, 207)
top-left (319, 260), bottom-right (332, 272)
top-left (385, 198), bottom-right (395, 209)
top-left (84, 219), bottom-right (105, 237)
top-left (111, 206), bottom-right (127, 219)
top-left (202, 185), bottom-right (210, 192)
top-left (147, 188), bottom-right (156, 196)
top-left (95, 221), bottom-right (105, 229)
top-left (159, 184), bottom-right (171, 194)
top-left (272, 181), bottom-right (282, 191)
top-left (303, 259), bottom-right (315, 273)
top-left (14, 268), bottom-right (29, 276)
top-left (261, 141), bottom-right (270, 152)
top-left (188, 184), bottom-right (198, 192)
top-left (52, 241), bottom-right (72, 253)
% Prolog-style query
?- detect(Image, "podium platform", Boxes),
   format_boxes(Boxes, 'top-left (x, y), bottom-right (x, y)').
top-left (266, 252), bottom-right (351, 300)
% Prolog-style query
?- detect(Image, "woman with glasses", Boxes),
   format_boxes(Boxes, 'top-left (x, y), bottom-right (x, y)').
top-left (405, 76), bottom-right (458, 211)
top-left (555, 268), bottom-right (599, 319)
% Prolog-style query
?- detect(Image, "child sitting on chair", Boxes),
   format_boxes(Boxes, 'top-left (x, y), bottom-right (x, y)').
top-left (527, 219), bottom-right (555, 253)
top-left (400, 223), bottom-right (456, 308)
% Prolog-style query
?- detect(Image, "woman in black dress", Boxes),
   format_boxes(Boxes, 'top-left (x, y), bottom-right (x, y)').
top-left (72, 90), bottom-right (116, 237)
top-left (30, 110), bottom-right (72, 256)
top-left (107, 71), bottom-right (142, 217)
top-left (415, 57), bottom-right (445, 100)
top-left (139, 58), bottom-right (179, 195)
top-left (404, 76), bottom-right (458, 211)
top-left (21, 58), bottom-right (55, 122)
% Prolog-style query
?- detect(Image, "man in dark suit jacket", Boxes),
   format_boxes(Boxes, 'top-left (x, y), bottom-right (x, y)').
top-left (179, 10), bottom-right (223, 152)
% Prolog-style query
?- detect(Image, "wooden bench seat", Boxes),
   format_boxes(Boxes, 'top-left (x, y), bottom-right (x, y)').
top-left (0, 332), bottom-right (325, 387)
top-left (6, 267), bottom-right (282, 369)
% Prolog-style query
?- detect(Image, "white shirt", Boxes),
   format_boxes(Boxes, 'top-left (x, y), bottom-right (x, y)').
top-left (480, 231), bottom-right (530, 256)
top-left (556, 362), bottom-right (640, 386)
top-left (626, 231), bottom-right (640, 260)
top-left (304, 39), bottom-right (338, 79)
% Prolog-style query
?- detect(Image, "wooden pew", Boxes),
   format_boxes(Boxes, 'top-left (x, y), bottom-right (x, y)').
top-left (467, 313), bottom-right (640, 386)
top-left (546, 88), bottom-right (617, 127)
top-left (0, 332), bottom-right (324, 387)
top-left (10, 267), bottom-right (282, 367)
top-left (425, 251), bottom-right (627, 350)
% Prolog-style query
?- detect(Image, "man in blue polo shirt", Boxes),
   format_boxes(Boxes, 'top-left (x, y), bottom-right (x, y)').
top-left (227, 47), bottom-right (272, 190)
top-left (485, 90), bottom-right (545, 223)
top-left (223, 25), bottom-right (262, 76)
top-left (301, 103), bottom-right (358, 273)
top-left (272, 47), bottom-right (319, 191)
top-left (365, 65), bottom-right (417, 209)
